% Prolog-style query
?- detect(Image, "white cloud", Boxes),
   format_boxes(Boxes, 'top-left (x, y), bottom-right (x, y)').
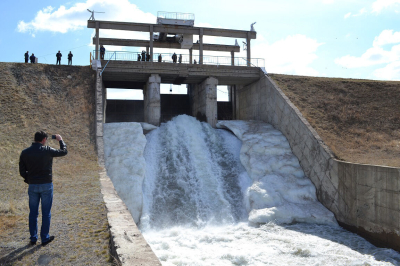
top-left (17, 0), bottom-right (155, 35)
top-left (353, 7), bottom-right (368, 16)
top-left (343, 8), bottom-right (367, 19)
top-left (335, 46), bottom-right (395, 68)
top-left (335, 29), bottom-right (400, 79)
top-left (373, 61), bottom-right (400, 80)
top-left (373, 29), bottom-right (400, 46)
top-left (252, 34), bottom-right (323, 76)
top-left (372, 0), bottom-right (400, 13)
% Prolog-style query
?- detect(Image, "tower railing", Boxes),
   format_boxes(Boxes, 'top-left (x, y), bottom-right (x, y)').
top-left (157, 11), bottom-right (195, 21)
top-left (93, 50), bottom-right (265, 68)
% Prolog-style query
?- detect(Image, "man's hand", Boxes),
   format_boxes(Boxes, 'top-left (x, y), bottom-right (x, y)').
top-left (55, 134), bottom-right (63, 141)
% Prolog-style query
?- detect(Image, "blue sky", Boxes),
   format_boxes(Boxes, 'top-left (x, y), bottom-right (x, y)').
top-left (1, 0), bottom-right (400, 97)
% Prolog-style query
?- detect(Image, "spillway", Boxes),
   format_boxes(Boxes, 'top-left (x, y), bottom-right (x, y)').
top-left (103, 115), bottom-right (400, 265)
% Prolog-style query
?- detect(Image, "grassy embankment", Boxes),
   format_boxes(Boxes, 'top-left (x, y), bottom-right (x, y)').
top-left (0, 62), bottom-right (113, 265)
top-left (270, 74), bottom-right (400, 167)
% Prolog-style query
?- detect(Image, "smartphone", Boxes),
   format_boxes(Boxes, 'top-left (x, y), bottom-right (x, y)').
top-left (51, 135), bottom-right (56, 139)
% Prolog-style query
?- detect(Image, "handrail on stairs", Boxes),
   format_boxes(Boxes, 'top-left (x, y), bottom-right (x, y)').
top-left (240, 57), bottom-right (268, 76)
top-left (99, 51), bottom-right (116, 77)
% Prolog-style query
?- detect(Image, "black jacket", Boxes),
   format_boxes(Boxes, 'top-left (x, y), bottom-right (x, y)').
top-left (19, 141), bottom-right (67, 184)
top-left (56, 52), bottom-right (62, 59)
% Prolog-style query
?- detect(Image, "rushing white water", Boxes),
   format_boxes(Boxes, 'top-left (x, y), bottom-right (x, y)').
top-left (103, 116), bottom-right (400, 265)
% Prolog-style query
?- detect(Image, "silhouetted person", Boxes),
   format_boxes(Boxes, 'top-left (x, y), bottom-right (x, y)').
top-left (172, 52), bottom-right (177, 63)
top-left (100, 45), bottom-right (105, 60)
top-left (56, 51), bottom-right (62, 65)
top-left (141, 50), bottom-right (146, 61)
top-left (137, 54), bottom-right (141, 61)
top-left (19, 131), bottom-right (67, 246)
top-left (146, 52), bottom-right (150, 61)
top-left (25, 51), bottom-right (29, 63)
top-left (179, 54), bottom-right (182, 63)
top-left (158, 54), bottom-right (162, 62)
top-left (30, 53), bottom-right (35, 63)
top-left (68, 51), bottom-right (73, 65)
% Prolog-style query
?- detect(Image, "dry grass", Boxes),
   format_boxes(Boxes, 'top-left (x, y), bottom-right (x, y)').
top-left (269, 74), bottom-right (400, 167)
top-left (0, 62), bottom-right (114, 265)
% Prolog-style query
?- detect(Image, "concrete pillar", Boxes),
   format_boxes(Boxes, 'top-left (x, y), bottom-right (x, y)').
top-left (231, 51), bottom-right (234, 66)
top-left (190, 77), bottom-right (218, 127)
top-left (95, 69), bottom-right (106, 164)
top-left (247, 32), bottom-right (251, 66)
top-left (144, 74), bottom-right (161, 126)
top-left (189, 48), bottom-right (193, 64)
top-left (150, 25), bottom-right (154, 62)
top-left (230, 85), bottom-right (236, 120)
top-left (95, 22), bottom-right (100, 60)
top-left (199, 28), bottom-right (203, 65)
top-left (146, 46), bottom-right (149, 55)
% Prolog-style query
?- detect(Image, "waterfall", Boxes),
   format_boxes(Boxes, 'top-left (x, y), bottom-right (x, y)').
top-left (140, 115), bottom-right (249, 230)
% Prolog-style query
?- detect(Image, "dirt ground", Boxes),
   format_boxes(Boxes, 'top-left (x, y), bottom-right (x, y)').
top-left (0, 63), bottom-right (114, 265)
top-left (269, 74), bottom-right (400, 167)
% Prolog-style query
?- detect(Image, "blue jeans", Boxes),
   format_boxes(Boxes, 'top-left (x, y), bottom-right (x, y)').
top-left (28, 183), bottom-right (53, 243)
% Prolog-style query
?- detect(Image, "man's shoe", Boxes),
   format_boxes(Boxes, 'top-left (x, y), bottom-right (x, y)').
top-left (30, 240), bottom-right (37, 245)
top-left (41, 236), bottom-right (55, 246)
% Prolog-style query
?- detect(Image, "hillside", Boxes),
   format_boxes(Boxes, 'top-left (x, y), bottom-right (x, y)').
top-left (270, 74), bottom-right (400, 167)
top-left (0, 63), bottom-right (112, 265)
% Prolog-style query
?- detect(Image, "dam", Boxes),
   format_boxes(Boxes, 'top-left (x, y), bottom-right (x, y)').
top-left (89, 13), bottom-right (400, 265)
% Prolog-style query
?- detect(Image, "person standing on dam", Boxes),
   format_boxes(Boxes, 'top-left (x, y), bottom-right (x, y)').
top-left (141, 50), bottom-right (146, 61)
top-left (30, 53), bottom-right (35, 63)
top-left (68, 51), bottom-right (73, 65)
top-left (100, 45), bottom-right (105, 60)
top-left (19, 131), bottom-right (68, 246)
top-left (24, 51), bottom-right (29, 63)
top-left (56, 51), bottom-right (62, 65)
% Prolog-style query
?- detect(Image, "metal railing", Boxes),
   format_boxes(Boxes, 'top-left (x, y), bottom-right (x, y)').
top-left (93, 50), bottom-right (265, 68)
top-left (157, 11), bottom-right (195, 21)
top-left (100, 51), bottom-right (116, 76)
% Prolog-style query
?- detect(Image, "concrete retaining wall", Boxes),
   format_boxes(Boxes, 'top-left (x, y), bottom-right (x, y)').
top-left (235, 73), bottom-right (400, 251)
top-left (95, 70), bottom-right (161, 265)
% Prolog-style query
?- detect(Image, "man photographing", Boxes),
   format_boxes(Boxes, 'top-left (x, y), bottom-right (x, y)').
top-left (19, 131), bottom-right (67, 246)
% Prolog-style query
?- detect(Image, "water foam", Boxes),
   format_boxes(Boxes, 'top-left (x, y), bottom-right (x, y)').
top-left (103, 116), bottom-right (400, 265)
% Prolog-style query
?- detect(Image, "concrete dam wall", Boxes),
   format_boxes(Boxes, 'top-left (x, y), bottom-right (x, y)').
top-left (235, 73), bottom-right (400, 251)
top-left (93, 66), bottom-right (400, 263)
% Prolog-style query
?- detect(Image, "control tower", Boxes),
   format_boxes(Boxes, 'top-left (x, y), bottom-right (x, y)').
top-left (88, 12), bottom-right (263, 131)
top-left (155, 12), bottom-right (195, 49)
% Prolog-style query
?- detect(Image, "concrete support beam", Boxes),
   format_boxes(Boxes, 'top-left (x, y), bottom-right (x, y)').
top-left (95, 69), bottom-right (106, 163)
top-left (88, 20), bottom-right (257, 39)
top-left (247, 32), bottom-right (251, 66)
top-left (95, 22), bottom-right (100, 60)
top-left (150, 25), bottom-right (153, 62)
top-left (199, 28), bottom-right (203, 65)
top-left (93, 38), bottom-right (240, 53)
top-left (231, 85), bottom-right (237, 120)
top-left (144, 74), bottom-right (161, 126)
top-left (190, 77), bottom-right (218, 127)
top-left (189, 48), bottom-right (193, 64)
top-left (231, 51), bottom-right (234, 66)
